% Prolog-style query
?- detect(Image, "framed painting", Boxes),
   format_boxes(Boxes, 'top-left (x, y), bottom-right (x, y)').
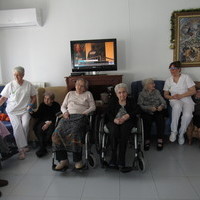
top-left (173, 11), bottom-right (200, 67)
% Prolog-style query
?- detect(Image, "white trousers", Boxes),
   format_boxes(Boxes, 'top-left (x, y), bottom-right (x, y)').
top-left (8, 112), bottom-right (31, 149)
top-left (170, 100), bottom-right (194, 136)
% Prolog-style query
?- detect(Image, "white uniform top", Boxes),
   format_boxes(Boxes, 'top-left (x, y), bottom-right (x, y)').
top-left (1, 80), bottom-right (37, 115)
top-left (163, 74), bottom-right (195, 104)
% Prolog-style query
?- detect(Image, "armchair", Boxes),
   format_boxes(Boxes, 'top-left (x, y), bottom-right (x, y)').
top-left (131, 80), bottom-right (171, 136)
top-left (28, 86), bottom-right (68, 144)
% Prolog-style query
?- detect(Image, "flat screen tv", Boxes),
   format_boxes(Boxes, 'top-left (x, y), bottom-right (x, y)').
top-left (70, 38), bottom-right (117, 73)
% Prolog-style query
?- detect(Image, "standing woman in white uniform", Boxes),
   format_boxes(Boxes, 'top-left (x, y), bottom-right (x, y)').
top-left (0, 66), bottom-right (37, 159)
top-left (163, 61), bottom-right (196, 145)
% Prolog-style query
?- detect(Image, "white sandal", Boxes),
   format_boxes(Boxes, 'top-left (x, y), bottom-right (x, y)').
top-left (18, 150), bottom-right (25, 160)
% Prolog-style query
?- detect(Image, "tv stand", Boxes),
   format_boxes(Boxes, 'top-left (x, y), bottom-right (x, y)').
top-left (65, 74), bottom-right (122, 100)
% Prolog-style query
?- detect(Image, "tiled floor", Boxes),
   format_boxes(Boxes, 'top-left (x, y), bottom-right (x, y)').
top-left (1, 140), bottom-right (200, 200)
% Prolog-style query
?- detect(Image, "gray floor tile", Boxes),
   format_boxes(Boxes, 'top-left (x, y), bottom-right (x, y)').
top-left (154, 176), bottom-right (199, 199)
top-left (45, 174), bottom-right (86, 198)
top-left (82, 172), bottom-right (119, 199)
top-left (10, 174), bottom-right (53, 197)
top-left (1, 143), bottom-right (200, 200)
top-left (120, 175), bottom-right (158, 199)
top-left (188, 176), bottom-right (200, 198)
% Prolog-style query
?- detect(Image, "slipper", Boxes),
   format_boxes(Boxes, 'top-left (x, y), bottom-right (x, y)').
top-left (144, 143), bottom-right (150, 151)
top-left (157, 141), bottom-right (163, 151)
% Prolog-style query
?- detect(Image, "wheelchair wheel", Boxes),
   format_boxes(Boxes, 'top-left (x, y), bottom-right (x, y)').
top-left (137, 118), bottom-right (144, 151)
top-left (134, 157), bottom-right (145, 172)
top-left (88, 153), bottom-right (96, 168)
top-left (94, 115), bottom-right (104, 153)
top-left (138, 157), bottom-right (145, 172)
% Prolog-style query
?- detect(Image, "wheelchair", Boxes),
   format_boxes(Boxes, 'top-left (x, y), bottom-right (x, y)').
top-left (52, 112), bottom-right (96, 172)
top-left (95, 114), bottom-right (145, 172)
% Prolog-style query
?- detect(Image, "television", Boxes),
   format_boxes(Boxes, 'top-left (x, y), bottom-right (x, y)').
top-left (70, 38), bottom-right (117, 73)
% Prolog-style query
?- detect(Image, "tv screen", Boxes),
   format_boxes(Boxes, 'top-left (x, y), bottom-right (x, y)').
top-left (70, 38), bottom-right (117, 72)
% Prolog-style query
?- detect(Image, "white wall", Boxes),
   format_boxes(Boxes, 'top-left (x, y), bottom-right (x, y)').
top-left (0, 0), bottom-right (200, 87)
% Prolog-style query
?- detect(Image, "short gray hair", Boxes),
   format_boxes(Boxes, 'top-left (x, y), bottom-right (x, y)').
top-left (13, 66), bottom-right (25, 75)
top-left (75, 78), bottom-right (89, 90)
top-left (114, 83), bottom-right (128, 93)
top-left (142, 78), bottom-right (154, 89)
top-left (44, 92), bottom-right (55, 100)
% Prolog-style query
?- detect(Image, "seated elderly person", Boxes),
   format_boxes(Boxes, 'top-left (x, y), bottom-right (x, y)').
top-left (30, 92), bottom-right (60, 158)
top-left (106, 83), bottom-right (138, 168)
top-left (52, 78), bottom-right (96, 171)
top-left (138, 78), bottom-right (167, 151)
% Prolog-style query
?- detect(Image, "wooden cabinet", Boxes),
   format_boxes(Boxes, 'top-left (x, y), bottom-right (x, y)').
top-left (65, 74), bottom-right (122, 100)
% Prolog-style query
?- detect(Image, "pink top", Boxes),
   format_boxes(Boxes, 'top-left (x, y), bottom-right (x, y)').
top-left (61, 91), bottom-right (96, 115)
top-left (0, 121), bottom-right (10, 138)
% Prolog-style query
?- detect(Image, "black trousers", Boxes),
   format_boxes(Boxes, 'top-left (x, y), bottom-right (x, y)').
top-left (106, 119), bottom-right (135, 166)
top-left (142, 111), bottom-right (165, 141)
top-left (55, 150), bottom-right (82, 162)
top-left (34, 121), bottom-right (55, 149)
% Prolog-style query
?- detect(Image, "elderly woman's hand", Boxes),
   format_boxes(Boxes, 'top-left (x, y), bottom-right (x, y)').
top-left (150, 107), bottom-right (157, 112)
top-left (63, 111), bottom-right (70, 119)
top-left (157, 105), bottom-right (163, 111)
top-left (114, 118), bottom-right (121, 124)
top-left (114, 114), bottom-right (130, 125)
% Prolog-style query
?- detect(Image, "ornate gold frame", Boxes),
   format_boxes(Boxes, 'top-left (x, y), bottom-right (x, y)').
top-left (172, 11), bottom-right (200, 67)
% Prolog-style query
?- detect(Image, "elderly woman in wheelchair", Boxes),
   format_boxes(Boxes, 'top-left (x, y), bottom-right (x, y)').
top-left (103, 83), bottom-right (140, 169)
top-left (51, 78), bottom-right (96, 171)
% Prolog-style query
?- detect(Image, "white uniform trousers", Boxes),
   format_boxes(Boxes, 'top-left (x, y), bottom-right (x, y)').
top-left (170, 100), bottom-right (194, 136)
top-left (8, 112), bottom-right (31, 149)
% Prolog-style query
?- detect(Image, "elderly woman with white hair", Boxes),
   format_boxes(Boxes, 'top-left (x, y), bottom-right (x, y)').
top-left (106, 83), bottom-right (138, 168)
top-left (0, 66), bottom-right (37, 160)
top-left (52, 78), bottom-right (96, 171)
top-left (138, 78), bottom-right (167, 151)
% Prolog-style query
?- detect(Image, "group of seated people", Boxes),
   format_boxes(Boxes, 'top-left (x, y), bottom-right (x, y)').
top-left (0, 61), bottom-right (199, 173)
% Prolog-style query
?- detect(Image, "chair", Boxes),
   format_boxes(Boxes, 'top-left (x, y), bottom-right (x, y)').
top-left (96, 114), bottom-right (145, 172)
top-left (0, 86), bottom-right (13, 134)
top-left (52, 112), bottom-right (96, 171)
top-left (186, 121), bottom-right (200, 144)
top-left (28, 86), bottom-right (68, 144)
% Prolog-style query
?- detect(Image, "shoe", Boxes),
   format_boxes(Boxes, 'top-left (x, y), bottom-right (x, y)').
top-left (36, 148), bottom-right (47, 158)
top-left (0, 179), bottom-right (8, 187)
top-left (55, 160), bottom-right (69, 171)
top-left (157, 141), bottom-right (163, 151)
top-left (169, 132), bottom-right (177, 142)
top-left (109, 158), bottom-right (117, 168)
top-left (118, 164), bottom-right (125, 170)
top-left (18, 150), bottom-right (25, 160)
top-left (1, 148), bottom-right (18, 161)
top-left (144, 143), bottom-right (150, 151)
top-left (75, 161), bottom-right (84, 169)
top-left (178, 135), bottom-right (185, 145)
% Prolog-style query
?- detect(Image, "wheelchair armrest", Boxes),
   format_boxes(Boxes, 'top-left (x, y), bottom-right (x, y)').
top-left (56, 111), bottom-right (63, 118)
top-left (87, 111), bottom-right (95, 129)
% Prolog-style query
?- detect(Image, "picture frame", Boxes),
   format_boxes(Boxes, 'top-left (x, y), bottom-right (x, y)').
top-left (172, 11), bottom-right (200, 67)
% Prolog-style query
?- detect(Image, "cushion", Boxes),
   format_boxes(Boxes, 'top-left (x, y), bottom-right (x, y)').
top-left (0, 85), bottom-right (7, 114)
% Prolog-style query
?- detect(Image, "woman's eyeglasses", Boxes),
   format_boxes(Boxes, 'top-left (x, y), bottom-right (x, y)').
top-left (169, 67), bottom-right (179, 70)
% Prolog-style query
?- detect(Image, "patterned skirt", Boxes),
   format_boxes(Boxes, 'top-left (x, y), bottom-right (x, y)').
top-left (52, 114), bottom-right (89, 153)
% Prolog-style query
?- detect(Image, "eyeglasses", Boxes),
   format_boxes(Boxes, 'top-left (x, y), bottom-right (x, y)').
top-left (169, 67), bottom-right (179, 70)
